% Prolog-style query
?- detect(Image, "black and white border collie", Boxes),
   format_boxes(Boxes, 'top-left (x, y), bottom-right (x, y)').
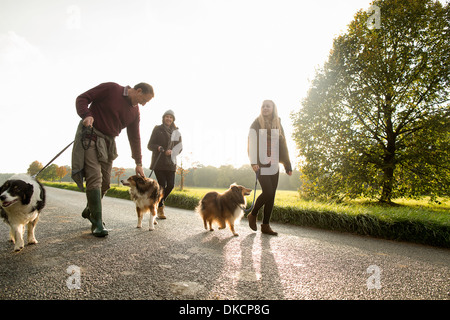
top-left (0, 174), bottom-right (46, 252)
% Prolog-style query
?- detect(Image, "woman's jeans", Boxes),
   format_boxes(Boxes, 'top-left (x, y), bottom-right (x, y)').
top-left (250, 170), bottom-right (279, 224)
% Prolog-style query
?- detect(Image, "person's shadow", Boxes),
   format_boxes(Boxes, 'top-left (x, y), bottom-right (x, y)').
top-left (237, 233), bottom-right (285, 299)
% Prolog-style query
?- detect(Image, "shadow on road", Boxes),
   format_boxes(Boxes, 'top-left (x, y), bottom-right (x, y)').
top-left (237, 233), bottom-right (286, 299)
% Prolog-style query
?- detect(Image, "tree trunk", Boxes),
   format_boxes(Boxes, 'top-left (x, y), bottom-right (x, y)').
top-left (380, 160), bottom-right (395, 203)
top-left (180, 170), bottom-right (185, 191)
top-left (380, 98), bottom-right (396, 203)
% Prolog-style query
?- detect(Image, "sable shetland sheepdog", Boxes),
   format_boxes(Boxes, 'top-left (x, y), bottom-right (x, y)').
top-left (0, 174), bottom-right (46, 252)
top-left (121, 175), bottom-right (163, 230)
top-left (196, 183), bottom-right (252, 236)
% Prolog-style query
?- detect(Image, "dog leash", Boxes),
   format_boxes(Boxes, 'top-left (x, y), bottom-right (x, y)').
top-left (32, 126), bottom-right (97, 179)
top-left (243, 169), bottom-right (260, 214)
top-left (148, 147), bottom-right (165, 178)
top-left (32, 140), bottom-right (75, 178)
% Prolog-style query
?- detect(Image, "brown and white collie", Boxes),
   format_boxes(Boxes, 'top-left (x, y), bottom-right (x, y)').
top-left (121, 175), bottom-right (163, 230)
top-left (196, 183), bottom-right (252, 236)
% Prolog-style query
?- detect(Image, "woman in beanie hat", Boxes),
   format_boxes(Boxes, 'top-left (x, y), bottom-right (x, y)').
top-left (147, 110), bottom-right (182, 219)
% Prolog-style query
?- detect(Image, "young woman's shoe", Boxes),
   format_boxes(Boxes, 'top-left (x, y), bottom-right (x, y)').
top-left (248, 214), bottom-right (257, 231)
top-left (261, 224), bottom-right (278, 236)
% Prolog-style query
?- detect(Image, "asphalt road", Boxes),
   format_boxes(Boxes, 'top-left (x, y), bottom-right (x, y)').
top-left (0, 187), bottom-right (449, 300)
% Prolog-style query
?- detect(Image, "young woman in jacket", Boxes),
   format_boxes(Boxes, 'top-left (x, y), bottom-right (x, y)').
top-left (147, 110), bottom-right (182, 219)
top-left (247, 100), bottom-right (292, 235)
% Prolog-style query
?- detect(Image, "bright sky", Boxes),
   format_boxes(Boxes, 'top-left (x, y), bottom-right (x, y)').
top-left (0, 0), bottom-right (373, 174)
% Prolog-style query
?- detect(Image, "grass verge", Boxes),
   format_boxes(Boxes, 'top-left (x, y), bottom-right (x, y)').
top-left (42, 182), bottom-right (450, 248)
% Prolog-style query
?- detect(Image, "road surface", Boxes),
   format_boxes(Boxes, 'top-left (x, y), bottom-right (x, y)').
top-left (0, 187), bottom-right (448, 300)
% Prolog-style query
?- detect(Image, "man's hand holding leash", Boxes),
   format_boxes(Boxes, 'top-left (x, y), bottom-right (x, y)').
top-left (83, 116), bottom-right (94, 128)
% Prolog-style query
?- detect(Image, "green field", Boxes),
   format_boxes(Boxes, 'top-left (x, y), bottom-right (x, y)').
top-left (43, 182), bottom-right (450, 247)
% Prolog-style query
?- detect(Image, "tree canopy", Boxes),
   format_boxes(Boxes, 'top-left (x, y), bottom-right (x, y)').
top-left (292, 0), bottom-right (449, 202)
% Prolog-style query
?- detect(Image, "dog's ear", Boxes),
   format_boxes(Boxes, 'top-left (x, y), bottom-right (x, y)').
top-left (230, 185), bottom-right (239, 193)
top-left (231, 183), bottom-right (242, 193)
top-left (0, 181), bottom-right (9, 193)
top-left (139, 176), bottom-right (148, 183)
top-left (230, 183), bottom-right (241, 195)
top-left (22, 183), bottom-right (34, 205)
top-left (134, 176), bottom-right (145, 185)
top-left (230, 185), bottom-right (245, 203)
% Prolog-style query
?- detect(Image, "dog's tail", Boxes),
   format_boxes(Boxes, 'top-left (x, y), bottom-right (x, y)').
top-left (196, 193), bottom-right (221, 217)
top-left (195, 198), bottom-right (205, 215)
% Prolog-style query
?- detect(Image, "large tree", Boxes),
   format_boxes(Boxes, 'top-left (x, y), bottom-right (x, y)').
top-left (292, 0), bottom-right (449, 202)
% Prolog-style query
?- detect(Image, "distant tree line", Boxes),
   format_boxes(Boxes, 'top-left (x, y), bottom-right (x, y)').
top-left (21, 161), bottom-right (301, 191)
top-left (180, 165), bottom-right (301, 190)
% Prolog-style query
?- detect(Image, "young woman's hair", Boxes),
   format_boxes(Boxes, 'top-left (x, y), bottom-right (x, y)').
top-left (257, 100), bottom-right (282, 136)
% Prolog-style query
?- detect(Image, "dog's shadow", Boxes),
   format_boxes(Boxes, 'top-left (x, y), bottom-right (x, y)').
top-left (189, 230), bottom-right (235, 252)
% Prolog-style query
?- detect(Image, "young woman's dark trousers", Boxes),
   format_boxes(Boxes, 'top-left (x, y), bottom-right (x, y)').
top-left (250, 171), bottom-right (279, 224)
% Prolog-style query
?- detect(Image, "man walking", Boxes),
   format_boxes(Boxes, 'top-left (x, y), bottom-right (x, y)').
top-left (72, 82), bottom-right (154, 237)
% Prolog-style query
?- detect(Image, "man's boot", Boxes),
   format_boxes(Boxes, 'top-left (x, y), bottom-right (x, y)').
top-left (81, 205), bottom-right (91, 221)
top-left (82, 191), bottom-right (105, 224)
top-left (86, 188), bottom-right (108, 237)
